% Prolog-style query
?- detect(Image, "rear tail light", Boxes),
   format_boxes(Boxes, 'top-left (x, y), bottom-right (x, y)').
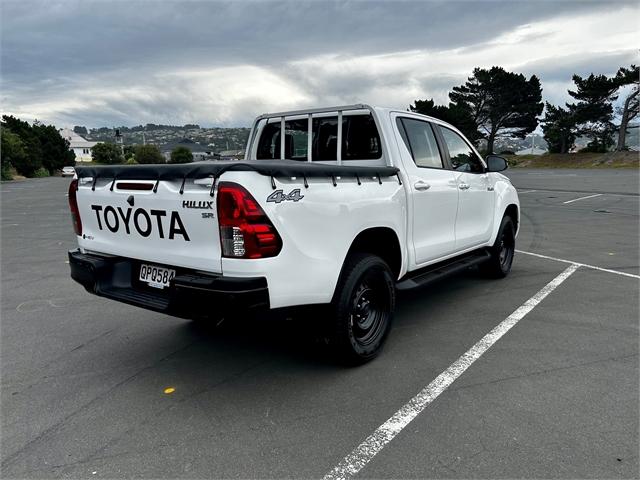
top-left (68, 179), bottom-right (82, 236)
top-left (217, 182), bottom-right (282, 259)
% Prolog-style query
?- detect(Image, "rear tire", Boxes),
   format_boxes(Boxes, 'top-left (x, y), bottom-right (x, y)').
top-left (329, 253), bottom-right (395, 365)
top-left (482, 215), bottom-right (515, 278)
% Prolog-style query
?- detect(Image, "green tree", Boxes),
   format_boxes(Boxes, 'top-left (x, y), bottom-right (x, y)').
top-left (449, 67), bottom-right (543, 154)
top-left (169, 146), bottom-right (193, 164)
top-left (541, 103), bottom-right (578, 153)
top-left (568, 73), bottom-right (619, 152)
top-left (73, 126), bottom-right (88, 135)
top-left (1, 115), bottom-right (44, 176)
top-left (614, 65), bottom-right (639, 151)
top-left (33, 123), bottom-right (75, 172)
top-left (1, 130), bottom-right (28, 179)
top-left (92, 142), bottom-right (123, 164)
top-left (409, 99), bottom-right (480, 144)
top-left (134, 144), bottom-right (164, 164)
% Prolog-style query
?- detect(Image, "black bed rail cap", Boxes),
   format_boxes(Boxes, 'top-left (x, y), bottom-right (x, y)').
top-left (74, 160), bottom-right (400, 180)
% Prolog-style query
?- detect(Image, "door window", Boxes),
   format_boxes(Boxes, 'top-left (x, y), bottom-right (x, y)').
top-left (440, 127), bottom-right (484, 173)
top-left (396, 118), bottom-right (443, 169)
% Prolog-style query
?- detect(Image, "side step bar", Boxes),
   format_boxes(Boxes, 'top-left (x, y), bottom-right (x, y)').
top-left (396, 250), bottom-right (491, 291)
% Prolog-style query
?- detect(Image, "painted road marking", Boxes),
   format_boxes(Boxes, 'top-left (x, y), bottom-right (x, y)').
top-left (323, 264), bottom-right (580, 480)
top-left (563, 193), bottom-right (603, 204)
top-left (513, 188), bottom-right (637, 197)
top-left (517, 250), bottom-right (640, 279)
top-left (517, 190), bottom-right (537, 194)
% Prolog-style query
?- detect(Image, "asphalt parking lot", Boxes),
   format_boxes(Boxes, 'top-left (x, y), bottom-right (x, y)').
top-left (1, 169), bottom-right (638, 479)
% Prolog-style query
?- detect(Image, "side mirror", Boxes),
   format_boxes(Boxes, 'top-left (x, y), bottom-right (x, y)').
top-left (485, 155), bottom-right (508, 172)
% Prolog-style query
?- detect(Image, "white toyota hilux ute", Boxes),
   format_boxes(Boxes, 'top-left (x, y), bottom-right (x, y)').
top-left (68, 104), bottom-right (519, 363)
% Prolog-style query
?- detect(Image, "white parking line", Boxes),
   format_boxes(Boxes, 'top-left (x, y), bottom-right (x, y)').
top-left (516, 250), bottom-right (640, 279)
top-left (563, 193), bottom-right (603, 204)
top-left (517, 189), bottom-right (537, 194)
top-left (323, 264), bottom-right (580, 480)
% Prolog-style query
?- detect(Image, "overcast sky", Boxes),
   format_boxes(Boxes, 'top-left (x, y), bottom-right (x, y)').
top-left (1, 0), bottom-right (637, 128)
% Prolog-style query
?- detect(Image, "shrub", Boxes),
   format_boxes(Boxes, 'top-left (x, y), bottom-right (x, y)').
top-left (125, 157), bottom-right (138, 165)
top-left (134, 144), bottom-right (164, 164)
top-left (32, 167), bottom-right (50, 178)
top-left (92, 142), bottom-right (124, 164)
top-left (169, 146), bottom-right (193, 164)
top-left (1, 161), bottom-right (13, 180)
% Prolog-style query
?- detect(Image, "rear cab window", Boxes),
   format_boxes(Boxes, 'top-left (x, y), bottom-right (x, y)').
top-left (255, 114), bottom-right (382, 162)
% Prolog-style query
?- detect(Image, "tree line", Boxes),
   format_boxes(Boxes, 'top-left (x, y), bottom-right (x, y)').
top-left (1, 115), bottom-right (75, 180)
top-left (410, 64), bottom-right (639, 154)
top-left (0, 114), bottom-right (194, 178)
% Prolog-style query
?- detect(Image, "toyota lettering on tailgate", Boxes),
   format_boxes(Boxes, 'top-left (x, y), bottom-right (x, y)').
top-left (90, 205), bottom-right (190, 241)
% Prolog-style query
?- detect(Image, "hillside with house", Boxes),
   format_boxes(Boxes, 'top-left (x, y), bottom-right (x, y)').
top-left (83, 124), bottom-right (250, 156)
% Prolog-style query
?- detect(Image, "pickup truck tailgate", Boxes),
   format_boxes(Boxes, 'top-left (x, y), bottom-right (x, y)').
top-left (76, 178), bottom-right (221, 273)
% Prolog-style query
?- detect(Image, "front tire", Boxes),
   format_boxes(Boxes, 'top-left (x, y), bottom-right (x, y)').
top-left (483, 215), bottom-right (516, 278)
top-left (329, 253), bottom-right (395, 364)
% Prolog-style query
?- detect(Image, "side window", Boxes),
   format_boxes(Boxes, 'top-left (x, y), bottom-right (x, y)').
top-left (440, 127), bottom-right (484, 173)
top-left (396, 117), bottom-right (443, 169)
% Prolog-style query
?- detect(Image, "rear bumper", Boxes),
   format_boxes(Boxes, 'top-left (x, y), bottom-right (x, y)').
top-left (68, 249), bottom-right (269, 320)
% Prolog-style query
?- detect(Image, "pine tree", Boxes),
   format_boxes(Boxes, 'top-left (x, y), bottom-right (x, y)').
top-left (449, 67), bottom-right (543, 154)
top-left (567, 73), bottom-right (619, 152)
top-left (614, 65), bottom-right (639, 151)
top-left (541, 103), bottom-right (578, 153)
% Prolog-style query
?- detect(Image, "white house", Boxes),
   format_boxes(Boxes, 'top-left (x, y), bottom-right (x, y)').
top-left (59, 128), bottom-right (97, 162)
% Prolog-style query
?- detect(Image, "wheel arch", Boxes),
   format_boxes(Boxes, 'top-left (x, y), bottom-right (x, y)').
top-left (504, 203), bottom-right (519, 234)
top-left (344, 227), bottom-right (403, 280)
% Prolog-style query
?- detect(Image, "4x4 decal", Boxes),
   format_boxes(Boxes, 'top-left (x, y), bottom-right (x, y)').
top-left (266, 189), bottom-right (304, 204)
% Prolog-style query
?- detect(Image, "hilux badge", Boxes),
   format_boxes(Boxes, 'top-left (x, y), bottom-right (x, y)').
top-left (182, 200), bottom-right (213, 209)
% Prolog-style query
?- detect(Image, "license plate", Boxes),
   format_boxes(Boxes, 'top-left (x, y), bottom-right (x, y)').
top-left (139, 264), bottom-right (175, 289)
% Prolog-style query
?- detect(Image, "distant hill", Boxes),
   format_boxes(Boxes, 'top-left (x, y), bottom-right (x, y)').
top-left (85, 124), bottom-right (250, 154)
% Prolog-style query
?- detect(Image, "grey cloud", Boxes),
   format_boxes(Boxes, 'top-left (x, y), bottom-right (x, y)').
top-left (518, 50), bottom-right (637, 83)
top-left (1, 0), bottom-right (636, 127)
top-left (2, 0), bottom-right (627, 81)
top-left (517, 50), bottom-right (638, 106)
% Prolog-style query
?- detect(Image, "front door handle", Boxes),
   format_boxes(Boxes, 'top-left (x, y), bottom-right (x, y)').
top-left (459, 183), bottom-right (470, 190)
top-left (414, 181), bottom-right (431, 191)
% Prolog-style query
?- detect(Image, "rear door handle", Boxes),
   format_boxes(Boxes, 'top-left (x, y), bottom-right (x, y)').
top-left (414, 181), bottom-right (431, 191)
top-left (458, 183), bottom-right (470, 190)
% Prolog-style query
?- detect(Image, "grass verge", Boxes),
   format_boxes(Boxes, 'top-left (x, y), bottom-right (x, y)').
top-left (504, 151), bottom-right (639, 168)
